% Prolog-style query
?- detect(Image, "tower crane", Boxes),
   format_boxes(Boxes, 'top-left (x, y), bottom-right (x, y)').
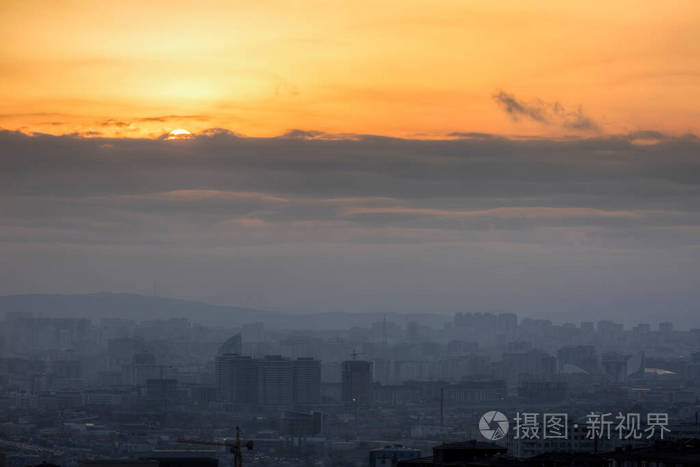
top-left (178, 426), bottom-right (253, 467)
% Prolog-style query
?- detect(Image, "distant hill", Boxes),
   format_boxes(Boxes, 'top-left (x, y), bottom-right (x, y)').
top-left (0, 292), bottom-right (268, 327)
top-left (0, 292), bottom-right (450, 330)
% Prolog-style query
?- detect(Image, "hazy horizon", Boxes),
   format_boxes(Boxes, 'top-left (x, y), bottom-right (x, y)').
top-left (2, 130), bottom-right (699, 326)
top-left (2, 290), bottom-right (699, 331)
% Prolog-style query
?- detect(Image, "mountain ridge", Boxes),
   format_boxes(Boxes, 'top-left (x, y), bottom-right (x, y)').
top-left (0, 292), bottom-right (450, 329)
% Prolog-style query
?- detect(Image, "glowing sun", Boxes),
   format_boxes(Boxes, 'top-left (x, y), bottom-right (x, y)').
top-left (166, 128), bottom-right (193, 140)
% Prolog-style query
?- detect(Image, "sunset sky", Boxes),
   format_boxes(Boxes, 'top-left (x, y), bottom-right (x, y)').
top-left (2, 1), bottom-right (700, 324)
top-left (2, 0), bottom-right (699, 138)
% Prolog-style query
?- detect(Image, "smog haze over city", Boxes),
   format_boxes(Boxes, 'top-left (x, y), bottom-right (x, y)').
top-left (2, 2), bottom-right (700, 467)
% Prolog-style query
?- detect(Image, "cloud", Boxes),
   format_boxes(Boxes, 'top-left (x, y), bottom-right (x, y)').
top-left (559, 106), bottom-right (598, 131)
top-left (235, 217), bottom-right (268, 228)
top-left (341, 206), bottom-right (642, 220)
top-left (199, 128), bottom-right (241, 137)
top-left (447, 132), bottom-right (503, 140)
top-left (100, 119), bottom-right (131, 128)
top-left (1, 129), bottom-right (699, 245)
top-left (97, 115), bottom-right (211, 129)
top-left (492, 91), bottom-right (548, 123)
top-left (115, 189), bottom-right (289, 204)
top-left (2, 129), bottom-right (700, 319)
top-left (134, 114), bottom-right (209, 123)
top-left (493, 90), bottom-right (599, 131)
top-left (282, 129), bottom-right (362, 141)
top-left (626, 130), bottom-right (668, 145)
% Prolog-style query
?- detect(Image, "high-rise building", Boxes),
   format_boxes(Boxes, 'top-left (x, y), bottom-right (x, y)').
top-left (216, 353), bottom-right (321, 408)
top-left (557, 345), bottom-right (598, 374)
top-left (215, 353), bottom-right (258, 405)
top-left (292, 357), bottom-right (321, 405)
top-left (217, 334), bottom-right (242, 355)
top-left (601, 352), bottom-right (630, 384)
top-left (257, 355), bottom-right (293, 406)
top-left (341, 359), bottom-right (373, 406)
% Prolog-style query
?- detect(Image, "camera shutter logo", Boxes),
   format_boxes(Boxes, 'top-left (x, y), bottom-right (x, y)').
top-left (479, 411), bottom-right (509, 440)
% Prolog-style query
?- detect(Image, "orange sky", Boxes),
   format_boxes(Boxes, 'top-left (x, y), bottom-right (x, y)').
top-left (1, 0), bottom-right (699, 138)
